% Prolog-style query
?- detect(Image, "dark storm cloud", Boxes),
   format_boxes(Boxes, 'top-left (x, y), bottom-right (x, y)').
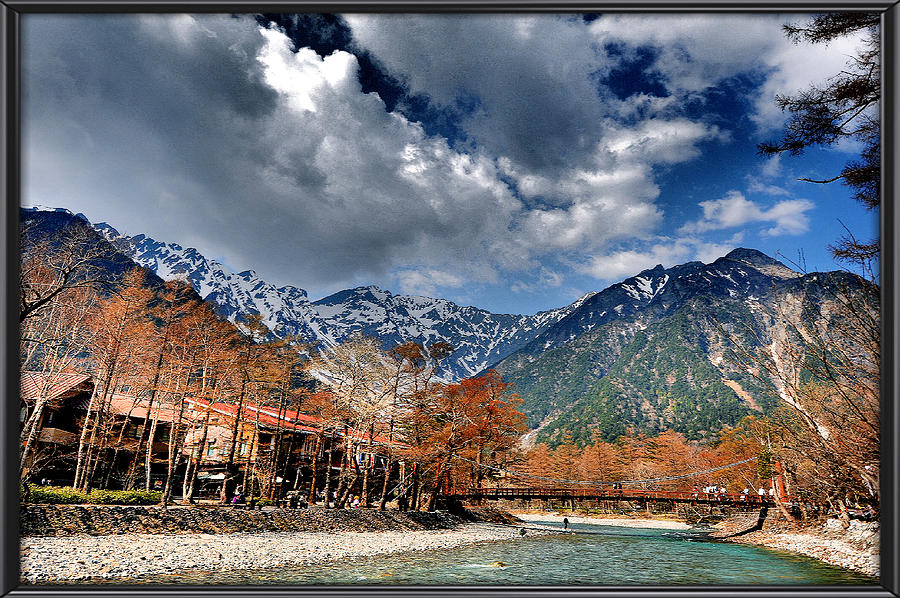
top-left (22, 13), bottom-right (851, 305)
top-left (23, 15), bottom-right (521, 293)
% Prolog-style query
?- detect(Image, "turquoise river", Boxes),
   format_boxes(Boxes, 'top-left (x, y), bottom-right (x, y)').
top-left (125, 519), bottom-right (877, 586)
top-left (116, 522), bottom-right (878, 586)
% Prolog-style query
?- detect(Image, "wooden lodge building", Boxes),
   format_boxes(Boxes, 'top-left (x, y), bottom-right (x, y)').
top-left (20, 371), bottom-right (407, 501)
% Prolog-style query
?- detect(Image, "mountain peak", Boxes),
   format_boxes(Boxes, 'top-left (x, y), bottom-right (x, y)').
top-left (636, 263), bottom-right (666, 276)
top-left (720, 248), bottom-right (799, 279)
top-left (26, 205), bottom-right (73, 215)
top-left (723, 247), bottom-right (775, 265)
top-left (94, 222), bottom-right (121, 237)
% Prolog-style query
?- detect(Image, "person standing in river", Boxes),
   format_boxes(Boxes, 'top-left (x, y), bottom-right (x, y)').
top-left (563, 517), bottom-right (569, 530)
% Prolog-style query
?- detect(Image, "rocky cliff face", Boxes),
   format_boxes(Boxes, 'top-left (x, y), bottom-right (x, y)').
top-left (492, 249), bottom-right (870, 445)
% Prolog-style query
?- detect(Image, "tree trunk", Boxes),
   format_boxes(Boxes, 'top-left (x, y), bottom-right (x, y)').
top-left (339, 445), bottom-right (363, 509)
top-left (143, 408), bottom-right (161, 491)
top-left (102, 413), bottom-right (134, 489)
top-left (19, 400), bottom-right (48, 478)
top-left (242, 413), bottom-right (261, 498)
top-left (410, 464), bottom-right (420, 511)
top-left (377, 418), bottom-right (396, 511)
top-left (339, 470), bottom-right (359, 508)
top-left (361, 423), bottom-right (375, 506)
top-left (72, 384), bottom-right (102, 488)
top-left (838, 499), bottom-right (852, 529)
top-left (182, 453), bottom-right (196, 503)
top-left (183, 409), bottom-right (213, 504)
top-left (160, 384), bottom-right (186, 509)
top-left (426, 459), bottom-right (449, 512)
top-left (332, 433), bottom-right (354, 508)
top-left (128, 347), bottom-right (166, 490)
top-left (84, 397), bottom-right (117, 492)
top-left (125, 420), bottom-right (151, 490)
top-left (361, 464), bottom-right (371, 507)
top-left (322, 445), bottom-right (334, 507)
top-left (378, 459), bottom-right (393, 511)
top-left (307, 433), bottom-right (323, 504)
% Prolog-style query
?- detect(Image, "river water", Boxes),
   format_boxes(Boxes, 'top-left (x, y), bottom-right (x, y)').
top-left (147, 520), bottom-right (875, 586)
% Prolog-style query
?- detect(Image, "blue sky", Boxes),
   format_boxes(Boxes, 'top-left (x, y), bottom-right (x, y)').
top-left (21, 13), bottom-right (878, 315)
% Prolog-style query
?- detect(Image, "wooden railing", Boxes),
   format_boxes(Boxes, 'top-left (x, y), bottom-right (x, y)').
top-left (450, 486), bottom-right (799, 505)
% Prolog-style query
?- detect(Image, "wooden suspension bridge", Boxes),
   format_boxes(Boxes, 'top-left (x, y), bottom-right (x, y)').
top-left (449, 486), bottom-right (799, 508)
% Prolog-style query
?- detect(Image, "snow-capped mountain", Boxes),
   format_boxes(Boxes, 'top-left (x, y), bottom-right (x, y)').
top-left (516, 249), bottom-right (802, 355)
top-left (23, 207), bottom-right (871, 442)
top-left (491, 247), bottom-right (868, 444)
top-left (90, 219), bottom-right (593, 381)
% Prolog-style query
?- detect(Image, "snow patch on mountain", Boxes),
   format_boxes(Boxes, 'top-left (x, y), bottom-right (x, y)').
top-left (91, 221), bottom-right (593, 381)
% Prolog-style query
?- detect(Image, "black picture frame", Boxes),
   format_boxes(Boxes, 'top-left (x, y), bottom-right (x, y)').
top-left (2, 2), bottom-right (896, 596)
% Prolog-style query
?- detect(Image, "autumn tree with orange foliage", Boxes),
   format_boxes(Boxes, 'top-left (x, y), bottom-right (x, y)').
top-left (410, 370), bottom-right (525, 511)
top-left (74, 268), bottom-right (158, 492)
top-left (520, 425), bottom-right (766, 495)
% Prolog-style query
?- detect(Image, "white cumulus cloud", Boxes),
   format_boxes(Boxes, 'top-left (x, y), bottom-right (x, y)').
top-left (681, 191), bottom-right (814, 236)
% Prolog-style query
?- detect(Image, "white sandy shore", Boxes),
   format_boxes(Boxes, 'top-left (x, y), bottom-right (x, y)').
top-left (21, 523), bottom-right (557, 584)
top-left (514, 512), bottom-right (693, 530)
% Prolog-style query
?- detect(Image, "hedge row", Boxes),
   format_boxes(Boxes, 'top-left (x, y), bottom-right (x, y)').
top-left (25, 486), bottom-right (162, 505)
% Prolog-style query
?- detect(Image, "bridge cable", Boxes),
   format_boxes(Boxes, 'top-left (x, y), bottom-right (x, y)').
top-left (452, 455), bottom-right (757, 486)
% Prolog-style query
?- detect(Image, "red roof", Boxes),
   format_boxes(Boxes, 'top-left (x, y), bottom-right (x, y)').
top-left (106, 394), bottom-right (179, 423)
top-left (20, 372), bottom-right (408, 449)
top-left (245, 404), bottom-right (321, 426)
top-left (21, 371), bottom-right (93, 402)
top-left (184, 398), bottom-right (321, 435)
top-left (185, 397), bottom-right (407, 448)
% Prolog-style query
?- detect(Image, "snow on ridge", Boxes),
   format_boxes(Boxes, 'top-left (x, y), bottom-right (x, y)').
top-left (85, 218), bottom-right (593, 381)
top-left (623, 285), bottom-right (641, 300)
top-left (632, 273), bottom-right (669, 300)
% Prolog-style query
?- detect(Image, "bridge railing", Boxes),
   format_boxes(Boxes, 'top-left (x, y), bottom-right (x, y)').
top-left (451, 486), bottom-right (798, 505)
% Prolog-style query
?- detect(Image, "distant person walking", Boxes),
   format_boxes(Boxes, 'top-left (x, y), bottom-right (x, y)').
top-left (563, 517), bottom-right (569, 530)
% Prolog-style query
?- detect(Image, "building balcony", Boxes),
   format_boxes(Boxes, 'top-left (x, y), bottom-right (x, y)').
top-left (37, 427), bottom-right (77, 445)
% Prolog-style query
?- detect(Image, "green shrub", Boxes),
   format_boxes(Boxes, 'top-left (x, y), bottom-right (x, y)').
top-left (88, 489), bottom-right (162, 505)
top-left (28, 486), bottom-right (90, 504)
top-left (25, 486), bottom-right (161, 505)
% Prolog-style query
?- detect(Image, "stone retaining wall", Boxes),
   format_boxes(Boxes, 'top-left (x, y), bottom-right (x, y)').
top-left (20, 504), bottom-right (463, 537)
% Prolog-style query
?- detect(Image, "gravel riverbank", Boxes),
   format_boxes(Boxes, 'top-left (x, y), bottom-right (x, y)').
top-left (713, 516), bottom-right (879, 578)
top-left (21, 522), bottom-right (556, 584)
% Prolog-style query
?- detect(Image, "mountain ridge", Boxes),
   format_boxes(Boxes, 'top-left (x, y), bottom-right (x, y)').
top-left (23, 206), bottom-right (868, 445)
top-left (490, 247), bottom-right (870, 445)
top-left (72, 210), bottom-right (593, 381)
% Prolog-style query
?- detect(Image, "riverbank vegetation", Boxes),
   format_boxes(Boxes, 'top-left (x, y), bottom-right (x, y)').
top-left (25, 486), bottom-right (162, 506)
